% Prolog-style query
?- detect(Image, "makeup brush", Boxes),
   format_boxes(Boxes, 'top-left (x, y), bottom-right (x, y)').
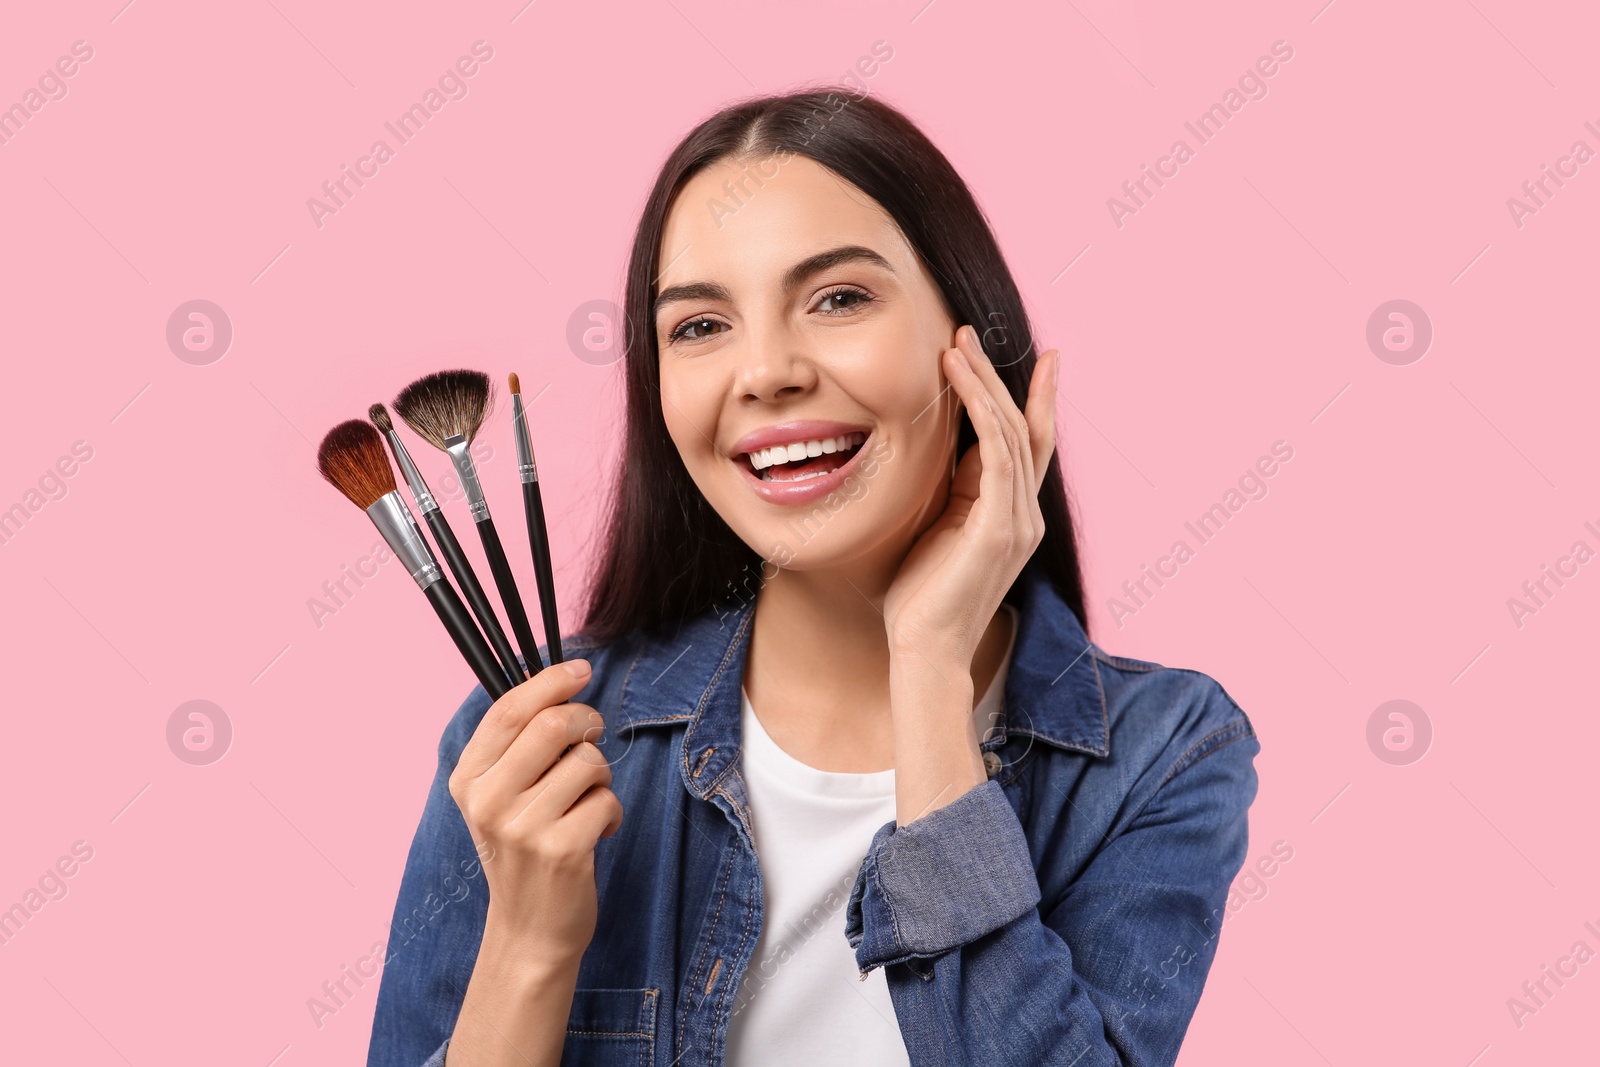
top-left (370, 403), bottom-right (523, 690)
top-left (394, 370), bottom-right (546, 678)
top-left (508, 373), bottom-right (563, 665)
top-left (317, 419), bottom-right (511, 700)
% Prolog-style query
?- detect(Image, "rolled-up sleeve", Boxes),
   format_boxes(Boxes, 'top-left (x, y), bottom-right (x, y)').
top-left (845, 716), bottom-right (1260, 1067)
top-left (844, 779), bottom-right (1041, 971)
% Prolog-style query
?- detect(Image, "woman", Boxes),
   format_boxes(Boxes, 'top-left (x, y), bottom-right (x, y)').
top-left (368, 88), bottom-right (1259, 1067)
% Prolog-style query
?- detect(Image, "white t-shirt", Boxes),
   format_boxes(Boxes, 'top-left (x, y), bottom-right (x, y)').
top-left (725, 604), bottom-right (1019, 1065)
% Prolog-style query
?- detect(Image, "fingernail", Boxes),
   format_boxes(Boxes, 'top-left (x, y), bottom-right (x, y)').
top-left (565, 659), bottom-right (591, 679)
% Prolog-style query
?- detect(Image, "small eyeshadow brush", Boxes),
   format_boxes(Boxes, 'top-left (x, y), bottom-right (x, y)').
top-left (317, 420), bottom-right (510, 700)
top-left (394, 370), bottom-right (546, 678)
top-left (508, 373), bottom-right (563, 665)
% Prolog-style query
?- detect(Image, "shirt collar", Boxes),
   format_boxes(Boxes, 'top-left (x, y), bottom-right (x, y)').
top-left (613, 562), bottom-right (1109, 800)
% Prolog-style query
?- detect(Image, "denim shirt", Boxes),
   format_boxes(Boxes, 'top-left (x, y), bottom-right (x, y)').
top-left (367, 562), bottom-right (1260, 1067)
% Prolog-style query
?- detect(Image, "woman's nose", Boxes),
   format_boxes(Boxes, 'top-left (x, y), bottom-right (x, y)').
top-left (733, 328), bottom-right (817, 403)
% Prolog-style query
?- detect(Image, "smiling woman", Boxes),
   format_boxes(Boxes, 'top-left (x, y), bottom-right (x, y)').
top-left (368, 87), bottom-right (1260, 1067)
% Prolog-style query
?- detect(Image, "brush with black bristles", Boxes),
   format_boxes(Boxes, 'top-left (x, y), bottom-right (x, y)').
top-left (316, 419), bottom-right (511, 699)
top-left (509, 373), bottom-right (563, 665)
top-left (394, 370), bottom-right (545, 678)
top-left (370, 402), bottom-right (523, 691)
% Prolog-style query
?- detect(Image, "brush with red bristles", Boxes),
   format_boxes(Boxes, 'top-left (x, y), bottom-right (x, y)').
top-left (509, 373), bottom-right (563, 664)
top-left (394, 370), bottom-right (545, 678)
top-left (317, 419), bottom-right (511, 699)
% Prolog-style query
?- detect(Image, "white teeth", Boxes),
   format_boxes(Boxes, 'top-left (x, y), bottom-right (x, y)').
top-left (769, 468), bottom-right (832, 482)
top-left (746, 432), bottom-right (865, 471)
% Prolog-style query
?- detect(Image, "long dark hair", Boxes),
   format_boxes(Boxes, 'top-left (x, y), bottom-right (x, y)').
top-left (579, 87), bottom-right (1088, 643)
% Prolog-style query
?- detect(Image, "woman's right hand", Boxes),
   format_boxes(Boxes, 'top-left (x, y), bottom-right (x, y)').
top-left (448, 658), bottom-right (623, 971)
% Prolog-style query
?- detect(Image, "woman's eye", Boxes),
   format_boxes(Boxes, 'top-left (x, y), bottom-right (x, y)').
top-left (666, 289), bottom-right (871, 343)
top-left (817, 287), bottom-right (872, 313)
top-left (669, 317), bottom-right (727, 343)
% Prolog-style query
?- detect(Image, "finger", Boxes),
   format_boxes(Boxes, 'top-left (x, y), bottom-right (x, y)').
top-left (968, 331), bottom-right (1035, 544)
top-left (477, 701), bottom-right (606, 812)
top-left (1023, 348), bottom-right (1059, 496)
top-left (944, 346), bottom-right (1017, 521)
top-left (454, 661), bottom-right (594, 782)
top-left (562, 785), bottom-right (625, 846)
top-left (956, 325), bottom-right (1023, 433)
top-left (504, 739), bottom-right (614, 834)
top-left (958, 325), bottom-right (1034, 496)
top-left (948, 338), bottom-right (1022, 468)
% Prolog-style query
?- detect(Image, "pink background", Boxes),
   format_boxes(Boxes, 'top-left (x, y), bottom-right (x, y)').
top-left (2, 1), bottom-right (1595, 1063)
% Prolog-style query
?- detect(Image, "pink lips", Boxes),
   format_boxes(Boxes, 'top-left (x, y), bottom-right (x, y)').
top-left (729, 420), bottom-right (872, 457)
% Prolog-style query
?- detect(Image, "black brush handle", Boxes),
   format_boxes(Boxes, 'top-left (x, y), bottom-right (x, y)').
top-left (423, 579), bottom-right (510, 700)
top-left (475, 514), bottom-right (546, 676)
top-left (423, 508), bottom-right (522, 689)
top-left (521, 479), bottom-right (564, 665)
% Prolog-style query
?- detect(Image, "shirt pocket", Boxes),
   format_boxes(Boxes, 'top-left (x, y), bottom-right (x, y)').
top-left (562, 986), bottom-right (659, 1067)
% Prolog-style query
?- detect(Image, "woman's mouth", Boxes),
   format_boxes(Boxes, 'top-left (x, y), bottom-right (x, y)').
top-left (745, 431), bottom-right (866, 481)
top-left (733, 430), bottom-right (875, 505)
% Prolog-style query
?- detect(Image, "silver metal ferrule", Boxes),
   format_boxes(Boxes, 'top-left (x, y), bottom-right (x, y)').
top-left (366, 492), bottom-right (443, 589)
top-left (512, 393), bottom-right (538, 485)
top-left (385, 429), bottom-right (438, 513)
top-left (408, 513), bottom-right (437, 565)
top-left (445, 435), bottom-right (489, 521)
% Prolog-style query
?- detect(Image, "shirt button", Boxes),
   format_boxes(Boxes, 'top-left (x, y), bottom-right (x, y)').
top-left (982, 751), bottom-right (1003, 778)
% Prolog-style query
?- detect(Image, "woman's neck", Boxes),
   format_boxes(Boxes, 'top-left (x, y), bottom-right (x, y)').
top-left (742, 562), bottom-right (1014, 773)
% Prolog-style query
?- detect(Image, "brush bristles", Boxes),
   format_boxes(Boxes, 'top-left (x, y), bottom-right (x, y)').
top-left (368, 403), bottom-right (393, 433)
top-left (318, 419), bottom-right (397, 509)
top-left (394, 369), bottom-right (493, 450)
top-left (508, 372), bottom-right (521, 395)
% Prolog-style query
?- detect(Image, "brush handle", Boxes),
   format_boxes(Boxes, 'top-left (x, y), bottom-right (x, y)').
top-left (423, 580), bottom-right (510, 700)
top-left (475, 514), bottom-right (546, 676)
top-left (521, 479), bottom-right (564, 665)
top-left (423, 508), bottom-right (523, 688)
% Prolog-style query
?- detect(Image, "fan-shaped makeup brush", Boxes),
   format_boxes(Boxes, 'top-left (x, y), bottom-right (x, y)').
top-left (317, 419), bottom-right (511, 700)
top-left (370, 403), bottom-right (522, 690)
top-left (394, 370), bottom-right (545, 679)
top-left (509, 373), bottom-right (563, 665)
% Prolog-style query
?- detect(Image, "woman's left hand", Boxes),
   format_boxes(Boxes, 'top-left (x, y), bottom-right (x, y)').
top-left (882, 323), bottom-right (1059, 671)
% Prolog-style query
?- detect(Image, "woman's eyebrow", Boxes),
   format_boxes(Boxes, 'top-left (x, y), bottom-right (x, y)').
top-left (652, 245), bottom-right (894, 320)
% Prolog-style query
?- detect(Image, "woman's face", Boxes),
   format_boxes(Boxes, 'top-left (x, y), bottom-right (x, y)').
top-left (654, 154), bottom-right (961, 574)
